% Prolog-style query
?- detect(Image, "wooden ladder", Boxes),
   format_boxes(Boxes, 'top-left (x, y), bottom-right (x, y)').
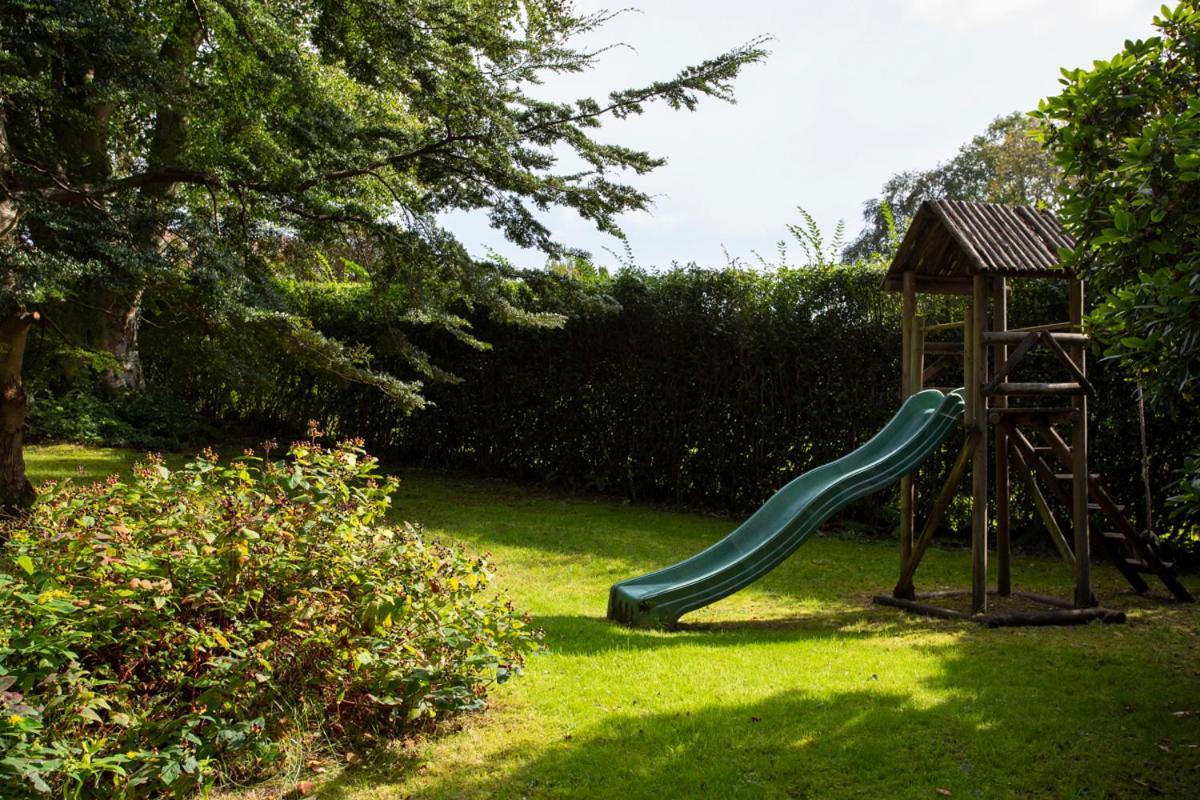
top-left (1021, 422), bottom-right (1194, 602)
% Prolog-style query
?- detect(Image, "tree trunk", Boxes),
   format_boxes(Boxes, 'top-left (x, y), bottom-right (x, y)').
top-left (94, 2), bottom-right (203, 395)
top-left (97, 288), bottom-right (145, 395)
top-left (0, 312), bottom-right (36, 515)
top-left (0, 103), bottom-right (34, 514)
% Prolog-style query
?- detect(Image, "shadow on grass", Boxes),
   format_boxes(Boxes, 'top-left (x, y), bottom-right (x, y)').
top-left (314, 637), bottom-right (1200, 799)
top-left (531, 610), bottom-right (939, 658)
top-left (311, 598), bottom-right (1200, 800)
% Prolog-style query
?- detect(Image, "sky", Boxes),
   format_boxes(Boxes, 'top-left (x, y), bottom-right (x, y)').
top-left (441, 0), bottom-right (1164, 269)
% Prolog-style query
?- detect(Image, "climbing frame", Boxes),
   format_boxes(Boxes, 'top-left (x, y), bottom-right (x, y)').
top-left (874, 200), bottom-right (1192, 624)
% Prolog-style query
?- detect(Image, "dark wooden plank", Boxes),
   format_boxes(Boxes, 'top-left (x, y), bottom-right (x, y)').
top-left (1040, 330), bottom-right (1096, 396)
top-left (983, 608), bottom-right (1125, 627)
top-left (987, 382), bottom-right (1088, 396)
top-left (984, 331), bottom-right (1039, 393)
top-left (894, 431), bottom-right (979, 599)
top-left (982, 331), bottom-right (1089, 345)
top-left (873, 595), bottom-right (971, 621)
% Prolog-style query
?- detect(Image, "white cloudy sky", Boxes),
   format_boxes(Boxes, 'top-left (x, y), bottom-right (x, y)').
top-left (441, 0), bottom-right (1163, 268)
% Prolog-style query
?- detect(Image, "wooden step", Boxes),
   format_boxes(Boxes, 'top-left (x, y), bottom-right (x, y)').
top-left (986, 382), bottom-right (1088, 396)
top-left (1100, 531), bottom-right (1127, 542)
top-left (1088, 502), bottom-right (1126, 512)
top-left (1054, 473), bottom-right (1100, 481)
top-left (1126, 557), bottom-right (1174, 573)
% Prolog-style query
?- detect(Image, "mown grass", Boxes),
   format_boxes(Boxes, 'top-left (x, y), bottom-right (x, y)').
top-left (26, 445), bottom-right (1200, 799)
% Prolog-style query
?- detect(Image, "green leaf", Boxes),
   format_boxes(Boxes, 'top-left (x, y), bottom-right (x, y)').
top-left (14, 555), bottom-right (34, 575)
top-left (160, 760), bottom-right (181, 786)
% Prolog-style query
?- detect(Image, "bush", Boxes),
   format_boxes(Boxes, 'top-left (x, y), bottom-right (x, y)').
top-left (24, 382), bottom-right (218, 451)
top-left (0, 438), bottom-right (539, 798)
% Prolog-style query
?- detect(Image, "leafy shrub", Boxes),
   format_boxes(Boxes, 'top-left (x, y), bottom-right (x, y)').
top-left (0, 438), bottom-right (539, 798)
top-left (25, 380), bottom-right (218, 451)
top-left (1035, 1), bottom-right (1200, 529)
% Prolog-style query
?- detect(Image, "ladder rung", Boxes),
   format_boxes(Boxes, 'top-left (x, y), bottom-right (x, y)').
top-left (1054, 473), bottom-right (1100, 481)
top-left (1101, 531), bottom-right (1126, 542)
top-left (1089, 502), bottom-right (1126, 512)
top-left (1126, 557), bottom-right (1173, 573)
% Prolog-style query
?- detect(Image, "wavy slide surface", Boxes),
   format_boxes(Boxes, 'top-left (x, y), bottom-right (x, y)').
top-left (608, 388), bottom-right (966, 628)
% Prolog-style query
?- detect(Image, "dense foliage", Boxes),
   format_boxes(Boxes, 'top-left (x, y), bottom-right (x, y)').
top-left (0, 439), bottom-right (538, 798)
top-left (1035, 0), bottom-right (1200, 526)
top-left (157, 262), bottom-right (1199, 557)
top-left (0, 0), bottom-right (766, 508)
top-left (845, 112), bottom-right (1059, 260)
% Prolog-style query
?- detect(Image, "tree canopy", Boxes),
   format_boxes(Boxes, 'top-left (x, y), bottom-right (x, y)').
top-left (845, 112), bottom-right (1059, 260)
top-left (0, 0), bottom-right (767, 508)
top-left (1035, 1), bottom-right (1200, 520)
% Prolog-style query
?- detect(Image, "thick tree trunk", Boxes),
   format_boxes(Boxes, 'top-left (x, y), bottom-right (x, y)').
top-left (94, 2), bottom-right (203, 395)
top-left (97, 288), bottom-right (145, 395)
top-left (0, 312), bottom-right (36, 514)
top-left (0, 104), bottom-right (34, 514)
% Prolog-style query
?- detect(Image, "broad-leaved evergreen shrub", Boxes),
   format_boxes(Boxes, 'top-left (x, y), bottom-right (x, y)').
top-left (0, 439), bottom-right (539, 798)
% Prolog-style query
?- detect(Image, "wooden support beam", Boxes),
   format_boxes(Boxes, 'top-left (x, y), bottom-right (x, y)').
top-left (988, 409), bottom-right (1076, 427)
top-left (1005, 321), bottom-right (1075, 334)
top-left (874, 594), bottom-right (971, 621)
top-left (983, 331), bottom-right (1038, 393)
top-left (1069, 279), bottom-right (1093, 609)
top-left (1039, 330), bottom-right (1096, 396)
top-left (873, 593), bottom-right (1125, 626)
top-left (911, 315), bottom-right (925, 394)
top-left (922, 356), bottom-right (948, 384)
top-left (983, 608), bottom-right (1125, 627)
top-left (993, 278), bottom-right (1010, 596)
top-left (970, 275), bottom-right (989, 613)
top-left (899, 273), bottom-right (916, 579)
top-left (1006, 429), bottom-right (1076, 568)
top-left (894, 431), bottom-right (979, 599)
top-left (923, 320), bottom-right (966, 333)
top-left (981, 331), bottom-right (1089, 345)
top-left (986, 382), bottom-right (1088, 396)
top-left (924, 341), bottom-right (964, 356)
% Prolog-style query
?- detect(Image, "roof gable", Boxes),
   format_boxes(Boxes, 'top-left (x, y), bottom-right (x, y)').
top-left (883, 200), bottom-right (1075, 293)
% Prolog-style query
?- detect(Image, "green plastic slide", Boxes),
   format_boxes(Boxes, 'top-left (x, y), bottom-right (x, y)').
top-left (608, 388), bottom-right (966, 628)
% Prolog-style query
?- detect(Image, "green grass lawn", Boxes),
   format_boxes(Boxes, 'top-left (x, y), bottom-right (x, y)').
top-left (26, 445), bottom-right (1200, 799)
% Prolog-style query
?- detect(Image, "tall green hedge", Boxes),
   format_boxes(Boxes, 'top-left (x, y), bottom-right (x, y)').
top-left (153, 263), bottom-right (1196, 553)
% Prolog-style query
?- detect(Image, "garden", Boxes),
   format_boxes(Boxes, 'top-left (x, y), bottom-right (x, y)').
top-left (3, 1), bottom-right (1200, 798)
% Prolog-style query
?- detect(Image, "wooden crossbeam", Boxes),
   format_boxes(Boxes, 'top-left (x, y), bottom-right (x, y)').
top-left (981, 331), bottom-right (1089, 345)
top-left (987, 382), bottom-right (1088, 396)
top-left (983, 331), bottom-right (1039, 393)
top-left (1039, 331), bottom-right (1096, 397)
top-left (894, 431), bottom-right (979, 599)
top-left (922, 356), bottom-right (948, 384)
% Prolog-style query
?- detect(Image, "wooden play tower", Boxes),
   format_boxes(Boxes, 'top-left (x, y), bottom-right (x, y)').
top-left (874, 200), bottom-right (1192, 625)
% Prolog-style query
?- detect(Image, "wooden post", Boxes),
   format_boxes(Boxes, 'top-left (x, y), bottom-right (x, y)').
top-left (970, 276), bottom-right (989, 613)
top-left (992, 278), bottom-right (1010, 595)
top-left (911, 316), bottom-right (925, 394)
top-left (1069, 279), bottom-right (1093, 608)
top-left (899, 272), bottom-right (916, 583)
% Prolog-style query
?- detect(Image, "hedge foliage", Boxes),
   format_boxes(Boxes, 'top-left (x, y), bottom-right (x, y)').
top-left (0, 440), bottom-right (539, 798)
top-left (167, 262), bottom-right (1199, 555)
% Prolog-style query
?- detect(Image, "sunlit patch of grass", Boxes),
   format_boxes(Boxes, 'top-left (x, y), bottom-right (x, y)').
top-left (26, 448), bottom-right (1200, 799)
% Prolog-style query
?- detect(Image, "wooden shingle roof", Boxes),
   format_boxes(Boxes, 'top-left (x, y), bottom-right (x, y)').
top-left (882, 200), bottom-right (1075, 294)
